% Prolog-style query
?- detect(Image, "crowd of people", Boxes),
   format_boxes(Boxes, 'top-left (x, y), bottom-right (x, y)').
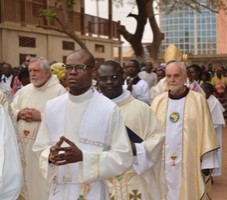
top-left (0, 45), bottom-right (226, 200)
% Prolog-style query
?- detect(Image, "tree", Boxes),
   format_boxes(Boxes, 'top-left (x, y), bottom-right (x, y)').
top-left (37, 0), bottom-right (89, 52)
top-left (118, 0), bottom-right (227, 63)
top-left (38, 0), bottom-right (227, 63)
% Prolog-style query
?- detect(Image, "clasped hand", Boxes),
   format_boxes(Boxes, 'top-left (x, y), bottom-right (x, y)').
top-left (18, 107), bottom-right (41, 122)
top-left (49, 136), bottom-right (83, 166)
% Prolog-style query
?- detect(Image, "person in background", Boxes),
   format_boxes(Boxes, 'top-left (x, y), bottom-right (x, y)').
top-left (11, 57), bottom-right (66, 200)
top-left (151, 45), bottom-right (219, 200)
top-left (199, 71), bottom-right (211, 85)
top-left (98, 60), bottom-right (165, 200)
top-left (211, 67), bottom-right (227, 98)
top-left (201, 82), bottom-right (225, 177)
top-left (139, 62), bottom-right (157, 88)
top-left (18, 67), bottom-right (30, 87)
top-left (33, 49), bottom-right (133, 200)
top-left (20, 55), bottom-right (34, 69)
top-left (124, 59), bottom-right (150, 104)
top-left (51, 62), bottom-right (68, 88)
top-left (156, 66), bottom-right (166, 82)
top-left (0, 62), bottom-right (22, 94)
top-left (150, 66), bottom-right (168, 104)
top-left (186, 64), bottom-right (205, 95)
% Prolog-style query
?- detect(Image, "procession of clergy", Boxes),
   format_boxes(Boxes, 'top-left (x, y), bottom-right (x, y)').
top-left (0, 44), bottom-right (225, 200)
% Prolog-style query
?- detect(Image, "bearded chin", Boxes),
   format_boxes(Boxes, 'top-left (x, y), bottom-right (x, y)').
top-left (168, 85), bottom-right (181, 91)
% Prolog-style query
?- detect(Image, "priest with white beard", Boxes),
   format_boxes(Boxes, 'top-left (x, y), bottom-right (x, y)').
top-left (11, 57), bottom-right (66, 200)
top-left (151, 60), bottom-right (219, 200)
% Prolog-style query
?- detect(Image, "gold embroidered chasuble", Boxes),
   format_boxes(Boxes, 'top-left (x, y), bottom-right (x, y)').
top-left (107, 91), bottom-right (165, 200)
top-left (151, 90), bottom-right (219, 200)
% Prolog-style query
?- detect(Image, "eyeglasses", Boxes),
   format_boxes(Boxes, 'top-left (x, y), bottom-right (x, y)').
top-left (63, 64), bottom-right (92, 72)
top-left (98, 75), bottom-right (119, 82)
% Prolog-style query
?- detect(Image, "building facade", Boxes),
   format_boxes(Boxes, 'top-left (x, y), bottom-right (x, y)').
top-left (159, 1), bottom-right (227, 66)
top-left (0, 0), bottom-right (122, 67)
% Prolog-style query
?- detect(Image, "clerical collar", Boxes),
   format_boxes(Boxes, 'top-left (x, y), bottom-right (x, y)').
top-left (168, 86), bottom-right (189, 100)
top-left (112, 89), bottom-right (129, 104)
top-left (69, 87), bottom-right (94, 103)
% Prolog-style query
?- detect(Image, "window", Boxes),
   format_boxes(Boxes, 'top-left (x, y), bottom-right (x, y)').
top-left (62, 41), bottom-right (75, 50)
top-left (95, 44), bottom-right (105, 53)
top-left (19, 36), bottom-right (36, 48)
top-left (32, 0), bottom-right (45, 17)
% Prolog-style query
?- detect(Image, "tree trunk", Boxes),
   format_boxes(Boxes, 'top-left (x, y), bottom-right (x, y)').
top-left (118, 0), bottom-right (150, 65)
top-left (146, 0), bottom-right (164, 61)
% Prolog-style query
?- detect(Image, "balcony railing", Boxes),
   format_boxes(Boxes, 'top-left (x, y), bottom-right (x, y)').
top-left (0, 0), bottom-right (120, 40)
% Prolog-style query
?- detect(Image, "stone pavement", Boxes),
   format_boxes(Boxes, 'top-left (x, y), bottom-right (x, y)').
top-left (212, 126), bottom-right (227, 200)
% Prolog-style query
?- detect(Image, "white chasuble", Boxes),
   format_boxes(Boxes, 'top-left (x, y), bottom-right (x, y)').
top-left (165, 98), bottom-right (185, 200)
top-left (0, 106), bottom-right (23, 199)
top-left (48, 91), bottom-right (111, 200)
top-left (33, 89), bottom-right (133, 200)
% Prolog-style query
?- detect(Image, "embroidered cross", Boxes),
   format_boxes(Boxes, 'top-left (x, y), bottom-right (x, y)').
top-left (129, 190), bottom-right (141, 200)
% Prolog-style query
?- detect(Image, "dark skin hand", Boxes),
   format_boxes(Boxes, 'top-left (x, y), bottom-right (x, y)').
top-left (49, 136), bottom-right (83, 166)
top-left (126, 78), bottom-right (133, 92)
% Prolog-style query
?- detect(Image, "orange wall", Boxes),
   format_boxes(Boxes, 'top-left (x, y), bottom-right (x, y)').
top-left (217, 11), bottom-right (227, 54)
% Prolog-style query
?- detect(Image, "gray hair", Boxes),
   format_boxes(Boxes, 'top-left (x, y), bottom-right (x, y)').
top-left (166, 61), bottom-right (187, 74)
top-left (29, 57), bottom-right (50, 70)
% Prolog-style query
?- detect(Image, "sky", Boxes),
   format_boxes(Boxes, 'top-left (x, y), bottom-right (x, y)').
top-left (85, 0), bottom-right (155, 46)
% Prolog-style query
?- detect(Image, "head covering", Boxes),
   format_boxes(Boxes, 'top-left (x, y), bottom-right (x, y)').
top-left (164, 44), bottom-right (183, 64)
top-left (215, 67), bottom-right (222, 73)
top-left (50, 62), bottom-right (65, 79)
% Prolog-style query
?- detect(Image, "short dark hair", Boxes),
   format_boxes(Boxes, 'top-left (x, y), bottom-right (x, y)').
top-left (18, 67), bottom-right (29, 81)
top-left (128, 59), bottom-right (140, 69)
top-left (189, 64), bottom-right (201, 74)
top-left (69, 49), bottom-right (95, 67)
top-left (99, 60), bottom-right (123, 75)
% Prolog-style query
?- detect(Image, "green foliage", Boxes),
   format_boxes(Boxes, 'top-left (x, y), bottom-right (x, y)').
top-left (54, 0), bottom-right (76, 11)
top-left (39, 9), bottom-right (57, 21)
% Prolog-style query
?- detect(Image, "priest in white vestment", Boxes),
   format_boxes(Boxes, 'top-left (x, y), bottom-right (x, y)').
top-left (33, 49), bottom-right (133, 200)
top-left (151, 61), bottom-right (219, 200)
top-left (97, 60), bottom-right (166, 200)
top-left (0, 105), bottom-right (23, 199)
top-left (11, 57), bottom-right (66, 200)
top-left (201, 82), bottom-right (226, 176)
